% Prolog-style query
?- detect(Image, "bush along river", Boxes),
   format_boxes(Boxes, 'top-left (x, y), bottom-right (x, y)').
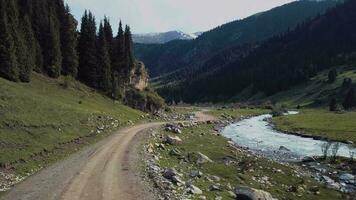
top-left (221, 111), bottom-right (356, 194)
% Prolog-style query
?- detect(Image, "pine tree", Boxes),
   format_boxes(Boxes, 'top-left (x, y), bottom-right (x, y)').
top-left (343, 88), bottom-right (356, 110)
top-left (31, 0), bottom-right (47, 72)
top-left (123, 25), bottom-right (135, 84)
top-left (112, 21), bottom-right (124, 73)
top-left (103, 17), bottom-right (113, 58)
top-left (97, 22), bottom-right (112, 93)
top-left (60, 4), bottom-right (79, 77)
top-left (19, 14), bottom-right (36, 82)
top-left (6, 0), bottom-right (30, 82)
top-left (45, 13), bottom-right (62, 78)
top-left (78, 11), bottom-right (98, 88)
top-left (111, 21), bottom-right (125, 98)
top-left (0, 0), bottom-right (19, 81)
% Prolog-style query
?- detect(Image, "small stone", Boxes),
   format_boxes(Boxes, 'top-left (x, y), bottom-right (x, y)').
top-left (165, 136), bottom-right (183, 145)
top-left (190, 170), bottom-right (203, 178)
top-left (209, 184), bottom-right (221, 191)
top-left (211, 175), bottom-right (221, 182)
top-left (228, 191), bottom-right (237, 198)
top-left (187, 184), bottom-right (203, 195)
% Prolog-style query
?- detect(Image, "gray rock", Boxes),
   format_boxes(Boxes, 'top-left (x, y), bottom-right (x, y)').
top-left (339, 173), bottom-right (355, 184)
top-left (211, 175), bottom-right (221, 182)
top-left (196, 152), bottom-right (213, 164)
top-left (163, 168), bottom-right (180, 179)
top-left (171, 176), bottom-right (185, 185)
top-left (169, 148), bottom-right (182, 156)
top-left (228, 190), bottom-right (237, 198)
top-left (209, 184), bottom-right (221, 191)
top-left (187, 184), bottom-right (203, 195)
top-left (279, 146), bottom-right (291, 151)
top-left (166, 136), bottom-right (182, 145)
top-left (234, 186), bottom-right (277, 200)
top-left (190, 170), bottom-right (203, 178)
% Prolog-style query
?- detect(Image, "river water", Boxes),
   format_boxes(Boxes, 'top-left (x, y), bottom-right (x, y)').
top-left (221, 112), bottom-right (355, 161)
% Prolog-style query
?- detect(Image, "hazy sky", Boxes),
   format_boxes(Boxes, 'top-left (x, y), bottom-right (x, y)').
top-left (65, 0), bottom-right (295, 34)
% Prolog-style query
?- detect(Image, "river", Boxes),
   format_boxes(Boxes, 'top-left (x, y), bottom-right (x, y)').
top-left (221, 112), bottom-right (355, 161)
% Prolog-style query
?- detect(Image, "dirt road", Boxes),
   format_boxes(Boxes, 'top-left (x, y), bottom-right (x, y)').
top-left (1, 111), bottom-right (215, 200)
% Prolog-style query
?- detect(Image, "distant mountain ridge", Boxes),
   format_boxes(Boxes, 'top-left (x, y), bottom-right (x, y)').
top-left (133, 31), bottom-right (201, 44)
top-left (159, 0), bottom-right (356, 103)
top-left (135, 0), bottom-right (340, 77)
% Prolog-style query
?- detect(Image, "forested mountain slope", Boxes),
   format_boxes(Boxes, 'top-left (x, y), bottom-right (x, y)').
top-left (161, 0), bottom-right (356, 103)
top-left (0, 0), bottom-right (164, 112)
top-left (135, 0), bottom-right (340, 77)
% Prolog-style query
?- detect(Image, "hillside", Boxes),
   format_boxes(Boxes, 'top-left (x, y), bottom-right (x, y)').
top-left (0, 73), bottom-right (144, 176)
top-left (135, 0), bottom-right (339, 77)
top-left (260, 67), bottom-right (356, 107)
top-left (159, 0), bottom-right (356, 104)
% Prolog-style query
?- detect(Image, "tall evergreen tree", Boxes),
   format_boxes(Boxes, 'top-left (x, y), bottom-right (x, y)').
top-left (97, 22), bottom-right (112, 93)
top-left (123, 25), bottom-right (135, 83)
top-left (45, 13), bottom-right (62, 78)
top-left (60, 5), bottom-right (79, 77)
top-left (111, 21), bottom-right (125, 99)
top-left (103, 17), bottom-right (113, 58)
top-left (6, 0), bottom-right (31, 82)
top-left (0, 0), bottom-right (19, 81)
top-left (19, 14), bottom-right (37, 81)
top-left (78, 11), bottom-right (98, 88)
top-left (112, 21), bottom-right (124, 73)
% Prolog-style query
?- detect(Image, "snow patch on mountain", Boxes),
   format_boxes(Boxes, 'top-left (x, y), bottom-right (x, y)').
top-left (133, 30), bottom-right (202, 44)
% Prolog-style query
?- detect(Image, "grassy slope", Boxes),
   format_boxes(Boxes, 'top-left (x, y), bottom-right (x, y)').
top-left (262, 66), bottom-right (356, 107)
top-left (0, 73), bottom-right (144, 174)
top-left (150, 122), bottom-right (343, 199)
top-left (273, 109), bottom-right (356, 145)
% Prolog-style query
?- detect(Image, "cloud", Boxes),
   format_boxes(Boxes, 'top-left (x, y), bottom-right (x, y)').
top-left (65, 0), bottom-right (295, 33)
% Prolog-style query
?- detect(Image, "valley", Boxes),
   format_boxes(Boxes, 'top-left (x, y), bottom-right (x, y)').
top-left (1, 0), bottom-right (356, 199)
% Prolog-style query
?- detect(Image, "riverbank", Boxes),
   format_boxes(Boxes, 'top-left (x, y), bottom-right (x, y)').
top-left (272, 109), bottom-right (356, 146)
top-left (142, 109), bottom-right (348, 200)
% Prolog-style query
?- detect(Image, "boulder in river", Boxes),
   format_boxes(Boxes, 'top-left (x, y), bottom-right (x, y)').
top-left (279, 146), bottom-right (291, 152)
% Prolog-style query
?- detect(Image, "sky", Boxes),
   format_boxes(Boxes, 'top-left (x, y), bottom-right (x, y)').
top-left (65, 0), bottom-right (295, 34)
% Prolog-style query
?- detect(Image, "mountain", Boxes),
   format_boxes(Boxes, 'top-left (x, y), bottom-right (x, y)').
top-left (133, 31), bottom-right (200, 44)
top-left (160, 0), bottom-right (356, 103)
top-left (135, 0), bottom-right (340, 78)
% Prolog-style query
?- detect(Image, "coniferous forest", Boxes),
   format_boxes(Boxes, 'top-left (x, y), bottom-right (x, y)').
top-left (0, 0), bottom-right (163, 111)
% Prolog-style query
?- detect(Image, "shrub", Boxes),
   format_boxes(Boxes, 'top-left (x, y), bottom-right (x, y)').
top-left (342, 78), bottom-right (352, 88)
top-left (327, 69), bottom-right (337, 83)
top-left (342, 88), bottom-right (356, 110)
top-left (321, 142), bottom-right (332, 159)
top-left (329, 98), bottom-right (337, 111)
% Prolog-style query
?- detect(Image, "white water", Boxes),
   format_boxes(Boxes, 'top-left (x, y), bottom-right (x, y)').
top-left (222, 112), bottom-right (355, 160)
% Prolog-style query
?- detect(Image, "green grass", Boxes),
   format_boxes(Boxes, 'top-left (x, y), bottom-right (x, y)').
top-left (273, 109), bottom-right (356, 145)
top-left (0, 73), bottom-right (145, 175)
top-left (150, 124), bottom-right (344, 200)
top-left (261, 67), bottom-right (356, 107)
top-left (208, 108), bottom-right (270, 119)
